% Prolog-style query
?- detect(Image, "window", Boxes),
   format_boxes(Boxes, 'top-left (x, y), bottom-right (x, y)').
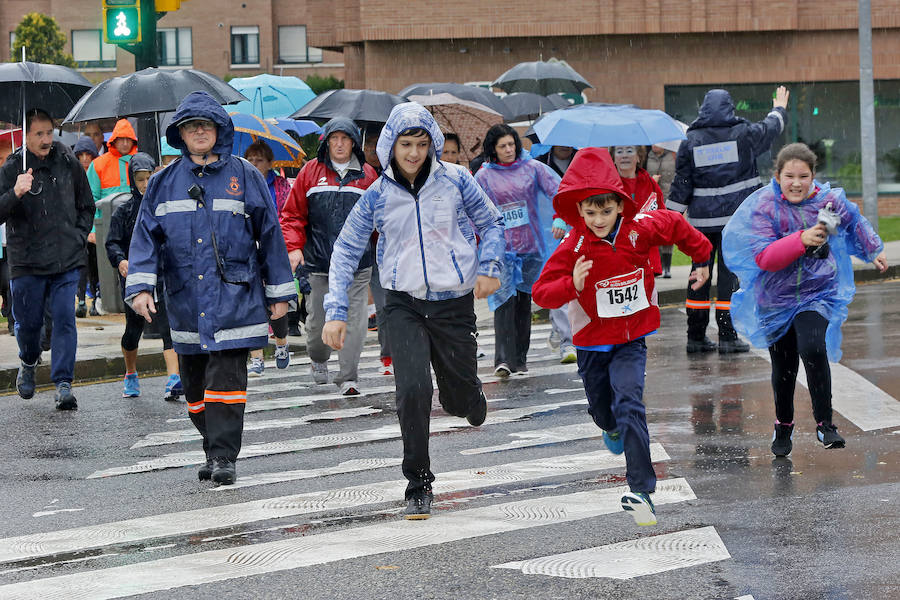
top-left (157, 27), bottom-right (192, 66)
top-left (72, 30), bottom-right (116, 68)
top-left (665, 80), bottom-right (900, 194)
top-left (230, 26), bottom-right (259, 65)
top-left (278, 25), bottom-right (323, 64)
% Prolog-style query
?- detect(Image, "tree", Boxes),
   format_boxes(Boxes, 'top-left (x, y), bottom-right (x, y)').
top-left (304, 75), bottom-right (344, 96)
top-left (10, 13), bottom-right (77, 67)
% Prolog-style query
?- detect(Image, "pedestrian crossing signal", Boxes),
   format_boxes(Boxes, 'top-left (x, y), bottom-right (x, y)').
top-left (103, 0), bottom-right (141, 44)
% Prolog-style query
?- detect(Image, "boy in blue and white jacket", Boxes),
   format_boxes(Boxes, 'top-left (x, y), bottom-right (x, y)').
top-left (322, 103), bottom-right (505, 519)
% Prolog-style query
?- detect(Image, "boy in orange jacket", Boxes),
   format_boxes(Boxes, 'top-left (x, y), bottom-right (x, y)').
top-left (532, 148), bottom-right (712, 526)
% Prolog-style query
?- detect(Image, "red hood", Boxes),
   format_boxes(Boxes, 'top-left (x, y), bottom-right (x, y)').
top-left (553, 147), bottom-right (630, 227)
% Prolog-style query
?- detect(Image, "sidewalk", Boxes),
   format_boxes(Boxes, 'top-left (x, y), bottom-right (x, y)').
top-left (2, 240), bottom-right (899, 393)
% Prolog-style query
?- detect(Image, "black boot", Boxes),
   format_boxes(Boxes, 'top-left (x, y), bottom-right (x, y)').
top-left (211, 457), bottom-right (236, 485)
top-left (686, 337), bottom-right (717, 353)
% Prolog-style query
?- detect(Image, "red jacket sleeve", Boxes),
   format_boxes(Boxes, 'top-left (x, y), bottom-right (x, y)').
top-left (755, 230), bottom-right (805, 271)
top-left (532, 232), bottom-right (580, 309)
top-left (279, 162), bottom-right (313, 253)
top-left (635, 210), bottom-right (712, 265)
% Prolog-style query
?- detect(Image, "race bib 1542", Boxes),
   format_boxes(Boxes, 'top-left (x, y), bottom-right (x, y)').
top-left (594, 268), bottom-right (649, 318)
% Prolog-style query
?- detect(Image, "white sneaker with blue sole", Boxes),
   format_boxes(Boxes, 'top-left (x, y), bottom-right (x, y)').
top-left (621, 491), bottom-right (657, 526)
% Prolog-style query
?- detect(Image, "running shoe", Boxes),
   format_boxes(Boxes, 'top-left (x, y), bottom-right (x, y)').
top-left (55, 382), bottom-right (78, 411)
top-left (547, 329), bottom-right (561, 351)
top-left (771, 422), bottom-right (794, 457)
top-left (816, 422), bottom-right (845, 449)
top-left (311, 362), bottom-right (329, 384)
top-left (247, 357), bottom-right (265, 377)
top-left (274, 345), bottom-right (290, 369)
top-left (164, 374), bottom-right (183, 402)
top-left (75, 301), bottom-right (87, 318)
top-left (621, 491), bottom-right (657, 526)
top-left (122, 372), bottom-right (141, 398)
top-left (603, 429), bottom-right (624, 455)
top-left (16, 361), bottom-right (37, 399)
top-left (560, 345), bottom-right (577, 364)
top-left (494, 363), bottom-right (511, 379)
top-left (381, 356), bottom-right (393, 376)
top-left (340, 380), bottom-right (360, 396)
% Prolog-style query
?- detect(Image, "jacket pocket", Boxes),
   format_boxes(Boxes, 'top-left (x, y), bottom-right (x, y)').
top-left (164, 268), bottom-right (189, 295)
top-left (449, 249), bottom-right (465, 285)
top-left (223, 258), bottom-right (251, 285)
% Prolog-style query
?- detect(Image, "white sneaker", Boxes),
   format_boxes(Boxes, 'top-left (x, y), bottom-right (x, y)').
top-left (494, 363), bottom-right (511, 378)
top-left (274, 345), bottom-right (290, 369)
top-left (560, 346), bottom-right (577, 364)
top-left (310, 362), bottom-right (329, 384)
top-left (340, 380), bottom-right (360, 396)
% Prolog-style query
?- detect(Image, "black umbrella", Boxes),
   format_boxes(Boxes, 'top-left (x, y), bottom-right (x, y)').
top-left (502, 92), bottom-right (570, 122)
top-left (62, 67), bottom-right (247, 123)
top-left (399, 83), bottom-right (513, 120)
top-left (492, 59), bottom-right (592, 96)
top-left (289, 89), bottom-right (407, 126)
top-left (0, 61), bottom-right (92, 124)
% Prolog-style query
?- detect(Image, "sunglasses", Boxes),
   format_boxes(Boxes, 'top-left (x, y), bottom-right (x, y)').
top-left (179, 120), bottom-right (216, 134)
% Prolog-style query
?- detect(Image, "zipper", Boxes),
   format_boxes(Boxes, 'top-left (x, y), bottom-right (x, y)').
top-left (385, 175), bottom-right (430, 294)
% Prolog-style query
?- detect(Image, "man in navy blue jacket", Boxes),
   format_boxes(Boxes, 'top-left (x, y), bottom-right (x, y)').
top-left (668, 86), bottom-right (789, 354)
top-left (127, 92), bottom-right (295, 485)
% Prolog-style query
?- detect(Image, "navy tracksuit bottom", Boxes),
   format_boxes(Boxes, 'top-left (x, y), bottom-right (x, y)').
top-left (577, 338), bottom-right (656, 494)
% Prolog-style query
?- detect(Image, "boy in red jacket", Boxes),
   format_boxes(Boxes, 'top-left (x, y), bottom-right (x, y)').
top-left (532, 148), bottom-right (712, 526)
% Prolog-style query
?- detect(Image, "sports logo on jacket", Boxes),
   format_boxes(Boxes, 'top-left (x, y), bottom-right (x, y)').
top-left (639, 192), bottom-right (658, 213)
top-left (317, 176), bottom-right (328, 186)
top-left (628, 230), bottom-right (639, 247)
top-left (227, 176), bottom-right (242, 196)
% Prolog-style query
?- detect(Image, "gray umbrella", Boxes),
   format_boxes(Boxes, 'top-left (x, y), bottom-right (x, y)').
top-left (62, 68), bottom-right (247, 123)
top-left (399, 83), bottom-right (513, 120)
top-left (502, 93), bottom-right (570, 122)
top-left (290, 88), bottom-right (406, 126)
top-left (492, 59), bottom-right (592, 96)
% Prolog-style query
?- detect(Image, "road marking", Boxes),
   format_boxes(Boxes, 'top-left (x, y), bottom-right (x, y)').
top-left (31, 509), bottom-right (84, 518)
top-left (0, 478), bottom-right (694, 599)
top-left (89, 399), bottom-right (587, 478)
top-left (211, 457), bottom-right (403, 491)
top-left (0, 447), bottom-right (669, 565)
top-left (244, 385), bottom-right (397, 410)
top-left (493, 526), bottom-right (730, 580)
top-left (681, 308), bottom-right (900, 431)
top-left (461, 423), bottom-right (599, 455)
top-left (132, 407), bottom-right (383, 448)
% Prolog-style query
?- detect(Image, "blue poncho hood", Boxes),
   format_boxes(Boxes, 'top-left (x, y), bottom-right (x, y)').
top-left (376, 102), bottom-right (444, 171)
top-left (164, 91), bottom-right (234, 158)
top-left (690, 89), bottom-right (745, 130)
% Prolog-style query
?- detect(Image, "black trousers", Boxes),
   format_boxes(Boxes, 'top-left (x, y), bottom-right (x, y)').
top-left (385, 290), bottom-right (482, 499)
top-left (122, 295), bottom-right (173, 351)
top-left (768, 311), bottom-right (832, 425)
top-left (77, 243), bottom-right (100, 302)
top-left (494, 290), bottom-right (532, 370)
top-left (686, 230), bottom-right (739, 341)
top-left (178, 348), bottom-right (249, 462)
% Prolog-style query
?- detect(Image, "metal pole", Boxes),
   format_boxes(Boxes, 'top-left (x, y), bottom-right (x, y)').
top-left (859, 0), bottom-right (879, 231)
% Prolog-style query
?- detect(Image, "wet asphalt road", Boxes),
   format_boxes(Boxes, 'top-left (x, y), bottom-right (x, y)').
top-left (0, 280), bottom-right (897, 599)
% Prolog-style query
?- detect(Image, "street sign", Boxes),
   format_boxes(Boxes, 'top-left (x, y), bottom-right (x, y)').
top-left (103, 0), bottom-right (141, 44)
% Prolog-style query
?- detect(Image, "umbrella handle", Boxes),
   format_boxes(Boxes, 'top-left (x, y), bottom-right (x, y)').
top-left (21, 46), bottom-right (26, 173)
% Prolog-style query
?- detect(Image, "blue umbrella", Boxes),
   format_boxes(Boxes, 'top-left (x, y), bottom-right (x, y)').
top-left (532, 103), bottom-right (686, 148)
top-left (229, 112), bottom-right (306, 168)
top-left (228, 74), bottom-right (316, 119)
top-left (270, 117), bottom-right (322, 137)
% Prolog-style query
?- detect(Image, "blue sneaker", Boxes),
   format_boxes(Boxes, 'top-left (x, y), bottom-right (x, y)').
top-left (274, 345), bottom-right (290, 370)
top-left (248, 357), bottom-right (265, 377)
top-left (621, 491), bottom-right (657, 526)
top-left (164, 374), bottom-right (183, 402)
top-left (122, 373), bottom-right (141, 398)
top-left (16, 361), bottom-right (37, 399)
top-left (603, 429), bottom-right (624, 455)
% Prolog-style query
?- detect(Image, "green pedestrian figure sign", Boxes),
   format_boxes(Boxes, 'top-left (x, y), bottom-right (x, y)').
top-left (103, 0), bottom-right (141, 44)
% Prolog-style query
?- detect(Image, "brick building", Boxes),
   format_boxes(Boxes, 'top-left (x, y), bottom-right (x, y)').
top-left (304, 0), bottom-right (900, 210)
top-left (2, 0), bottom-right (344, 84)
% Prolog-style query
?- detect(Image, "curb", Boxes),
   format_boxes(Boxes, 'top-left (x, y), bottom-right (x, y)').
top-left (2, 268), bottom-right (897, 394)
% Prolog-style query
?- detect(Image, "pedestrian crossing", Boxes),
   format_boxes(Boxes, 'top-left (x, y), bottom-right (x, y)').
top-left (0, 320), bottom-right (745, 599)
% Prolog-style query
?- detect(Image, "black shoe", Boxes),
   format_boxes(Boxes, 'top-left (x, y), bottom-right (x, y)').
top-left (467, 392), bottom-right (487, 427)
top-left (198, 459), bottom-right (213, 481)
top-left (686, 337), bottom-right (717, 353)
top-left (211, 457), bottom-right (236, 485)
top-left (75, 302), bottom-right (87, 318)
top-left (718, 338), bottom-right (750, 354)
top-left (816, 423), bottom-right (845, 449)
top-left (404, 492), bottom-right (433, 520)
top-left (54, 382), bottom-right (78, 411)
top-left (771, 422), bottom-right (794, 457)
top-left (89, 301), bottom-right (100, 317)
top-left (367, 315), bottom-right (378, 331)
top-left (16, 361), bottom-right (37, 399)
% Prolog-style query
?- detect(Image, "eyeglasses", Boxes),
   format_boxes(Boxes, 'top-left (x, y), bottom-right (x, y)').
top-left (179, 120), bottom-right (216, 134)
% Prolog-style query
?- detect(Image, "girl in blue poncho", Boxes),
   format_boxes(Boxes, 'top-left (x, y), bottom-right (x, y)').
top-left (723, 143), bottom-right (887, 457)
top-left (474, 125), bottom-right (560, 378)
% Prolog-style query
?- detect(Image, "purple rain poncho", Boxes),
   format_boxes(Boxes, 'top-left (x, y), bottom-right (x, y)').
top-left (722, 179), bottom-right (884, 361)
top-left (474, 153), bottom-right (560, 310)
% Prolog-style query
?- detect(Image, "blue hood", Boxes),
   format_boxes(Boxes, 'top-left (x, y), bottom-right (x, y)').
top-left (127, 152), bottom-right (157, 199)
top-left (164, 91), bottom-right (234, 158)
top-left (317, 117), bottom-right (366, 166)
top-left (690, 89), bottom-right (745, 130)
top-left (73, 135), bottom-right (98, 158)
top-left (376, 102), bottom-right (444, 171)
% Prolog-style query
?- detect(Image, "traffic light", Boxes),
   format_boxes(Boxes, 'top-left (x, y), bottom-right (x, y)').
top-left (103, 0), bottom-right (141, 45)
top-left (155, 0), bottom-right (181, 10)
